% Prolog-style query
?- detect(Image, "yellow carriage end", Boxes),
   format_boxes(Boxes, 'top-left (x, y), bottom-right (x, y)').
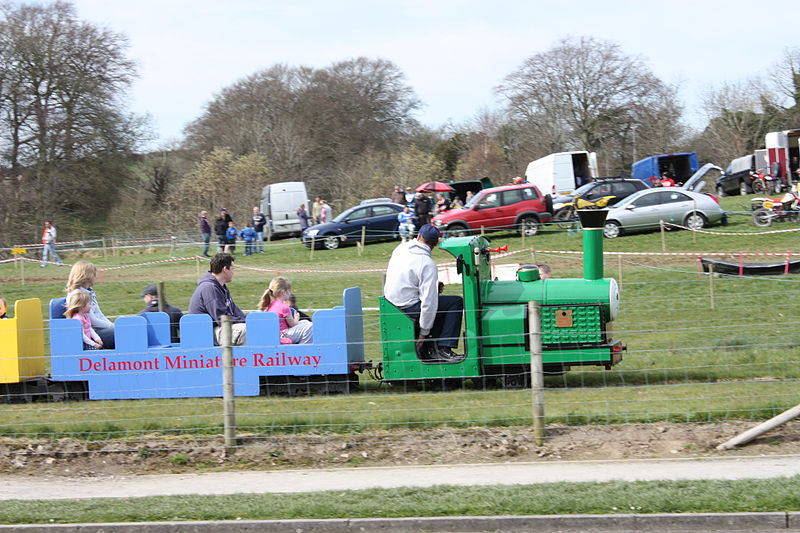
top-left (0, 298), bottom-right (46, 383)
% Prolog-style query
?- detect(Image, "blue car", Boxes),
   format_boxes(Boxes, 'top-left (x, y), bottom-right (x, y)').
top-left (301, 201), bottom-right (404, 250)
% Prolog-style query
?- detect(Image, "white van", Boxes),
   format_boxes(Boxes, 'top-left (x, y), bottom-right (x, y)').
top-left (524, 151), bottom-right (598, 196)
top-left (260, 182), bottom-right (310, 239)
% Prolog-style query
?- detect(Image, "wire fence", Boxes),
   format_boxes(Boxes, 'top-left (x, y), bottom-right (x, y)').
top-left (1, 242), bottom-right (800, 465)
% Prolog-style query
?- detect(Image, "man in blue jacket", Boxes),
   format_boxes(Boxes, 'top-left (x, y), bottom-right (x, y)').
top-left (188, 253), bottom-right (247, 345)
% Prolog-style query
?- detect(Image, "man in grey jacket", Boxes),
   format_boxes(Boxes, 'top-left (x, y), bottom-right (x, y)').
top-left (188, 253), bottom-right (247, 345)
top-left (383, 224), bottom-right (463, 360)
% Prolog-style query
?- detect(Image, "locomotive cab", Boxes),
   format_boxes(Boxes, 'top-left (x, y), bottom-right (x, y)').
top-left (379, 209), bottom-right (623, 386)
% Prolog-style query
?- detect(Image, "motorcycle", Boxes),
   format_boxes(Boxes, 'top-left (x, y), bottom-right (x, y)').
top-left (751, 191), bottom-right (800, 227)
top-left (553, 195), bottom-right (616, 229)
top-left (750, 171), bottom-right (783, 194)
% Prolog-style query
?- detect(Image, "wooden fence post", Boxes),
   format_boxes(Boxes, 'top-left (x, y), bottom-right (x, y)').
top-left (528, 301), bottom-right (545, 446)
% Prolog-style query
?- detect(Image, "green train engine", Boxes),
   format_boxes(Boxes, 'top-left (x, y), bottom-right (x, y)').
top-left (378, 209), bottom-right (623, 386)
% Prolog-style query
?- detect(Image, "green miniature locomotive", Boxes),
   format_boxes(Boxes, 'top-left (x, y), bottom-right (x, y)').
top-left (379, 210), bottom-right (623, 386)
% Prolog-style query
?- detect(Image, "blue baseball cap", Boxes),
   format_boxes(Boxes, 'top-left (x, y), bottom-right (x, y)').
top-left (418, 224), bottom-right (441, 243)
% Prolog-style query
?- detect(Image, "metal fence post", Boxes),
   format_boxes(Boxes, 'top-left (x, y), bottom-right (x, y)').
top-left (528, 301), bottom-right (545, 445)
top-left (221, 315), bottom-right (237, 452)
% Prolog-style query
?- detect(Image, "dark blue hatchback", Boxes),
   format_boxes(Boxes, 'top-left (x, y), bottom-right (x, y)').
top-left (301, 201), bottom-right (404, 250)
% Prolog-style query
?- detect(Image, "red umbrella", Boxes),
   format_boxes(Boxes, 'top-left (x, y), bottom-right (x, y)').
top-left (416, 181), bottom-right (454, 193)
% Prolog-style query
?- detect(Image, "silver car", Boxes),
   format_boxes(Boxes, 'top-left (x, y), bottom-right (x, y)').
top-left (603, 188), bottom-right (724, 238)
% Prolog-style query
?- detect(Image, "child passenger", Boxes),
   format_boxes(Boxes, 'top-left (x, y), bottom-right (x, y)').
top-left (258, 277), bottom-right (313, 344)
top-left (65, 291), bottom-right (103, 349)
top-left (0, 296), bottom-right (8, 318)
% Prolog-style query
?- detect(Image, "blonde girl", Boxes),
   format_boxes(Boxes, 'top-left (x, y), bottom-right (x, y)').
top-left (0, 296), bottom-right (8, 319)
top-left (258, 277), bottom-right (313, 344)
top-left (66, 260), bottom-right (115, 348)
top-left (65, 290), bottom-right (103, 349)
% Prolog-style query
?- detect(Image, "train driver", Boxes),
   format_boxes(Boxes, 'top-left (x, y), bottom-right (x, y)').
top-left (383, 224), bottom-right (463, 361)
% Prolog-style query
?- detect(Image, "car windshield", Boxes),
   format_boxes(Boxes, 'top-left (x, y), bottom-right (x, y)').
top-left (333, 209), bottom-right (354, 223)
top-left (573, 183), bottom-right (596, 195)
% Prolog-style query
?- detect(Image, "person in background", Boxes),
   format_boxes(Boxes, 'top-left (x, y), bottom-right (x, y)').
top-left (66, 260), bottom-right (115, 348)
top-left (451, 196), bottom-right (464, 208)
top-left (40, 220), bottom-right (63, 267)
top-left (198, 210), bottom-right (211, 257)
top-left (188, 253), bottom-right (247, 345)
top-left (259, 276), bottom-right (313, 344)
top-left (297, 204), bottom-right (311, 231)
top-left (383, 224), bottom-right (463, 361)
top-left (413, 192), bottom-right (433, 228)
top-left (435, 193), bottom-right (450, 213)
top-left (139, 285), bottom-right (183, 344)
top-left (658, 172), bottom-right (676, 187)
top-left (240, 223), bottom-right (257, 256)
top-left (311, 196), bottom-right (323, 224)
top-left (465, 191), bottom-right (474, 203)
top-left (536, 264), bottom-right (552, 280)
top-left (288, 294), bottom-right (312, 322)
top-left (65, 290), bottom-right (103, 350)
top-left (391, 185), bottom-right (405, 205)
top-left (214, 209), bottom-right (231, 253)
top-left (225, 221), bottom-right (238, 254)
top-left (404, 187), bottom-right (415, 206)
top-left (0, 296), bottom-right (7, 319)
top-left (251, 206), bottom-right (266, 253)
top-left (320, 200), bottom-right (333, 223)
top-left (397, 206), bottom-right (417, 241)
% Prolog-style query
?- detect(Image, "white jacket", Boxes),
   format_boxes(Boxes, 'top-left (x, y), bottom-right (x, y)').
top-left (384, 240), bottom-right (438, 335)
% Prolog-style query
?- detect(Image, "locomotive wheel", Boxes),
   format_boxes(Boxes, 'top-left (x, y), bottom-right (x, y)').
top-left (684, 212), bottom-right (707, 230)
top-left (323, 235), bottom-right (341, 250)
top-left (752, 208), bottom-right (773, 227)
top-left (518, 216), bottom-right (539, 237)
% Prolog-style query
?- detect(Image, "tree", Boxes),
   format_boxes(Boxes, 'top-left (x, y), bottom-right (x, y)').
top-left (0, 1), bottom-right (142, 242)
top-left (161, 148), bottom-right (271, 230)
top-left (496, 36), bottom-right (685, 174)
top-left (767, 47), bottom-right (800, 125)
top-left (692, 80), bottom-right (781, 166)
top-left (183, 58), bottom-right (420, 199)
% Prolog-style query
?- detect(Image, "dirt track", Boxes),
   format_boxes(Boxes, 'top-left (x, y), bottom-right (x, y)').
top-left (2, 421), bottom-right (799, 478)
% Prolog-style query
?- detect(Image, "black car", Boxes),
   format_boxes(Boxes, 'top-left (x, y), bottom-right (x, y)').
top-left (551, 178), bottom-right (650, 215)
top-left (301, 201), bottom-right (404, 250)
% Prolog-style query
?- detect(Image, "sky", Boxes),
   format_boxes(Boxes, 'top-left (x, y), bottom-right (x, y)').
top-left (65, 0), bottom-right (799, 150)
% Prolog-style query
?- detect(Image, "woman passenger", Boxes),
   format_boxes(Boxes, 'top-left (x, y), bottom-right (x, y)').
top-left (66, 260), bottom-right (115, 348)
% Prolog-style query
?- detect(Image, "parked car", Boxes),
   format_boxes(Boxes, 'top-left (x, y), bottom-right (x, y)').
top-left (551, 178), bottom-right (650, 219)
top-left (301, 201), bottom-right (404, 250)
top-left (602, 188), bottom-right (724, 238)
top-left (717, 154), bottom-right (756, 196)
top-left (431, 183), bottom-right (553, 237)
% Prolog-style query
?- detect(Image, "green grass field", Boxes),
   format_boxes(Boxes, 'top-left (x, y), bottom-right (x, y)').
top-left (2, 192), bottom-right (800, 439)
top-left (1, 476), bottom-right (799, 523)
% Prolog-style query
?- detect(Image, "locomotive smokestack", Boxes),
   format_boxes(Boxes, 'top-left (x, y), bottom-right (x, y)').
top-left (577, 210), bottom-right (608, 281)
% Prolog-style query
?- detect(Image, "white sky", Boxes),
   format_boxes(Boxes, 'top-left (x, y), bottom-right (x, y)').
top-left (66, 0), bottom-right (799, 149)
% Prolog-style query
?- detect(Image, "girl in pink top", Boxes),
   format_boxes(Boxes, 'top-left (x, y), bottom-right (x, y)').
top-left (258, 277), bottom-right (313, 344)
top-left (65, 291), bottom-right (103, 349)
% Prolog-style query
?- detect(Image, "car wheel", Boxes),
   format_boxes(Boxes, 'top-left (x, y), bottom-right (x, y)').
top-left (739, 181), bottom-right (749, 196)
top-left (716, 185), bottom-right (726, 197)
top-left (751, 180), bottom-right (764, 194)
top-left (323, 235), bottom-right (341, 250)
top-left (447, 224), bottom-right (468, 238)
top-left (685, 212), bottom-right (707, 230)
top-left (518, 216), bottom-right (539, 237)
top-left (603, 221), bottom-right (621, 239)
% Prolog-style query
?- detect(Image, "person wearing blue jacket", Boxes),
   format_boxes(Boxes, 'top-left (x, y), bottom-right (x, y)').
top-left (225, 221), bottom-right (238, 254)
top-left (240, 223), bottom-right (257, 256)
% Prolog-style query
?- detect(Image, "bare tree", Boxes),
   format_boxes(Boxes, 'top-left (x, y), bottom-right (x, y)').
top-left (767, 47), bottom-right (800, 125)
top-left (183, 58), bottom-right (420, 200)
top-left (496, 36), bottom-right (685, 174)
top-left (0, 1), bottom-right (142, 242)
